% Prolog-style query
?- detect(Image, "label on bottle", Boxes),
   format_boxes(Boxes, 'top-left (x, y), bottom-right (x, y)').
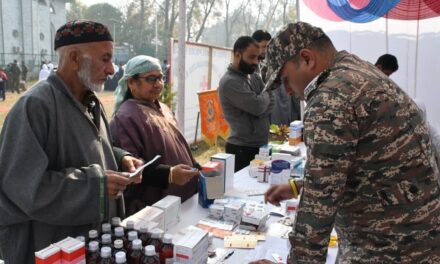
top-left (289, 126), bottom-right (302, 145)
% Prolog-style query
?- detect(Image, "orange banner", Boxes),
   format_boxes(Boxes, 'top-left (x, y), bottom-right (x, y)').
top-left (198, 90), bottom-right (229, 146)
top-left (216, 102), bottom-right (230, 140)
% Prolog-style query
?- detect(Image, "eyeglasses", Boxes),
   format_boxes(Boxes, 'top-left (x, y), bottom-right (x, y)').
top-left (138, 75), bottom-right (164, 84)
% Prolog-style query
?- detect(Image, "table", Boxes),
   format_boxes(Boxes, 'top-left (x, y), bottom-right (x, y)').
top-left (169, 148), bottom-right (338, 263)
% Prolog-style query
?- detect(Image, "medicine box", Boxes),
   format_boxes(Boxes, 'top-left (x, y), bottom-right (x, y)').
top-left (35, 244), bottom-right (61, 264)
top-left (121, 206), bottom-right (165, 230)
top-left (174, 228), bottom-right (209, 264)
top-left (54, 237), bottom-right (85, 264)
top-left (210, 153), bottom-right (235, 194)
top-left (153, 195), bottom-right (181, 231)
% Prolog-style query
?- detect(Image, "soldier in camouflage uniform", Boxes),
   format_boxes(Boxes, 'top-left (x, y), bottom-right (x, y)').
top-left (252, 22), bottom-right (440, 264)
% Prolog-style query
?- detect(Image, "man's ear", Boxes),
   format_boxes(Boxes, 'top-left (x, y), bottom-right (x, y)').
top-left (234, 51), bottom-right (242, 60)
top-left (299, 49), bottom-right (316, 69)
top-left (69, 49), bottom-right (81, 71)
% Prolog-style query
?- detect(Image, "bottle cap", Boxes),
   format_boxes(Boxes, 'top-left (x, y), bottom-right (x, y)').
top-left (115, 251), bottom-right (127, 263)
top-left (150, 228), bottom-right (163, 239)
top-left (144, 245), bottom-right (156, 256)
top-left (112, 217), bottom-right (121, 226)
top-left (102, 223), bottom-right (111, 233)
top-left (114, 239), bottom-right (124, 249)
top-left (128, 231), bottom-right (138, 241)
top-left (162, 233), bottom-right (173, 244)
top-left (115, 227), bottom-right (125, 237)
top-left (101, 234), bottom-right (112, 244)
top-left (88, 241), bottom-right (99, 251)
top-left (139, 224), bottom-right (150, 233)
top-left (290, 120), bottom-right (303, 127)
top-left (100, 246), bottom-right (111, 258)
top-left (126, 220), bottom-right (135, 230)
top-left (75, 236), bottom-right (85, 242)
top-left (132, 239), bottom-right (142, 250)
top-left (88, 230), bottom-right (98, 239)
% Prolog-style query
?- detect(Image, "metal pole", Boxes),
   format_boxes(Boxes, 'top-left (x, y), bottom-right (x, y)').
top-left (414, 17), bottom-right (420, 98)
top-left (155, 14), bottom-right (158, 57)
top-left (385, 16), bottom-right (388, 53)
top-left (177, 0), bottom-right (186, 132)
top-left (296, 0), bottom-right (300, 21)
top-left (0, 0), bottom-right (5, 65)
top-left (113, 22), bottom-right (116, 50)
top-left (191, 112), bottom-right (200, 150)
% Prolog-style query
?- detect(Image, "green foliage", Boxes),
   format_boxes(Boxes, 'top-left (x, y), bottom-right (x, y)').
top-left (82, 4), bottom-right (124, 45)
top-left (64, 0), bottom-right (298, 59)
top-left (159, 83), bottom-right (176, 111)
top-left (66, 0), bottom-right (86, 21)
top-left (269, 124), bottom-right (290, 142)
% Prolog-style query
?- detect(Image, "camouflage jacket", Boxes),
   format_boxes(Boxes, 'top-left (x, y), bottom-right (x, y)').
top-left (289, 50), bottom-right (440, 263)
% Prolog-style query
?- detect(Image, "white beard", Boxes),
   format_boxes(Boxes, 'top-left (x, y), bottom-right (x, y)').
top-left (77, 56), bottom-right (105, 93)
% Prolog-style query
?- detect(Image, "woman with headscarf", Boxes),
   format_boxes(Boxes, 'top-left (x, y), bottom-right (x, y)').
top-left (38, 64), bottom-right (51, 81)
top-left (110, 55), bottom-right (200, 214)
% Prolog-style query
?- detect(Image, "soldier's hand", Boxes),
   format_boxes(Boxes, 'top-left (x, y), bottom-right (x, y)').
top-left (249, 259), bottom-right (275, 264)
top-left (106, 170), bottom-right (131, 199)
top-left (120, 155), bottom-right (144, 184)
top-left (170, 164), bottom-right (199, 185)
top-left (264, 183), bottom-right (295, 206)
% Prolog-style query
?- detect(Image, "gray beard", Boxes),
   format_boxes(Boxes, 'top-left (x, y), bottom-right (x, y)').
top-left (77, 57), bottom-right (105, 93)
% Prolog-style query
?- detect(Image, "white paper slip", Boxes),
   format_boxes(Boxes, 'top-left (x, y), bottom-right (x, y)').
top-left (247, 190), bottom-right (266, 196)
top-left (128, 155), bottom-right (161, 178)
top-left (272, 253), bottom-right (285, 264)
top-left (245, 236), bottom-right (289, 263)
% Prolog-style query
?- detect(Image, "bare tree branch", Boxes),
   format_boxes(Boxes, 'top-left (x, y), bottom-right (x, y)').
top-left (254, 0), bottom-right (264, 30)
top-left (194, 0), bottom-right (216, 42)
top-left (264, 0), bottom-right (282, 29)
top-left (186, 0), bottom-right (197, 41)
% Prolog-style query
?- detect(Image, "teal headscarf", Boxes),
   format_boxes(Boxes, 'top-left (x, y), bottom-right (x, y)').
top-left (113, 55), bottom-right (162, 115)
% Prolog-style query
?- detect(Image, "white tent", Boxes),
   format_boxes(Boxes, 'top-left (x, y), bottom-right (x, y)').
top-left (299, 0), bottom-right (440, 128)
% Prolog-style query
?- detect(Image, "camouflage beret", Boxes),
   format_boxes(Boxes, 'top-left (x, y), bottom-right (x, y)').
top-left (54, 20), bottom-right (113, 50)
top-left (264, 22), bottom-right (325, 91)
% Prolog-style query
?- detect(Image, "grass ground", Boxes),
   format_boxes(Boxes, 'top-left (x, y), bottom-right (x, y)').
top-left (0, 82), bottom-right (223, 164)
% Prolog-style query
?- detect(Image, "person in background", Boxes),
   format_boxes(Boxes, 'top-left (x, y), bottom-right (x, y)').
top-left (38, 63), bottom-right (51, 81)
top-left (218, 36), bottom-right (274, 172)
top-left (10, 60), bottom-right (21, 93)
top-left (252, 29), bottom-right (272, 82)
top-left (253, 29), bottom-right (301, 126)
top-left (251, 22), bottom-right (440, 264)
top-left (21, 61), bottom-right (28, 82)
top-left (47, 61), bottom-right (55, 71)
top-left (0, 20), bottom-right (147, 263)
top-left (104, 63), bottom-right (123, 91)
top-left (374, 53), bottom-right (398, 76)
top-left (162, 59), bottom-right (170, 84)
top-left (111, 55), bottom-right (200, 214)
top-left (0, 66), bottom-right (8, 101)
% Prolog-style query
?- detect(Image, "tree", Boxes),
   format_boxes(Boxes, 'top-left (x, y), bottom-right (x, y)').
top-left (195, 0), bottom-right (217, 42)
top-left (66, 0), bottom-right (86, 21)
top-left (119, 0), bottom-right (156, 56)
top-left (223, 0), bottom-right (246, 46)
top-left (155, 0), bottom-right (179, 59)
top-left (201, 0), bottom-right (297, 48)
top-left (186, 0), bottom-right (219, 42)
top-left (186, 0), bottom-right (197, 41)
top-left (83, 4), bottom-right (124, 45)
